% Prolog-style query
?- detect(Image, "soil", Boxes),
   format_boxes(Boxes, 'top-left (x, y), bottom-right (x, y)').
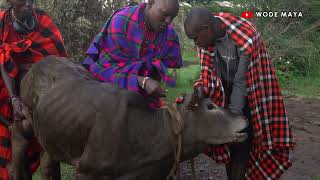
top-left (180, 96), bottom-right (320, 180)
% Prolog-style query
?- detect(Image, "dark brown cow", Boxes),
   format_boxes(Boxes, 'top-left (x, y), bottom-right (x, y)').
top-left (10, 56), bottom-right (248, 180)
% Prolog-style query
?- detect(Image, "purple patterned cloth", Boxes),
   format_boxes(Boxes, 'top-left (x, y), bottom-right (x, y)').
top-left (83, 3), bottom-right (182, 108)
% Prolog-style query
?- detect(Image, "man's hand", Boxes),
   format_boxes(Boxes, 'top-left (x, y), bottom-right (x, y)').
top-left (144, 78), bottom-right (167, 97)
top-left (11, 98), bottom-right (31, 121)
top-left (138, 76), bottom-right (167, 97)
top-left (187, 86), bottom-right (204, 110)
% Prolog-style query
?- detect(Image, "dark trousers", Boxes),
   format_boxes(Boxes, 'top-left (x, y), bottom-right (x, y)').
top-left (226, 135), bottom-right (252, 180)
top-left (225, 102), bottom-right (252, 180)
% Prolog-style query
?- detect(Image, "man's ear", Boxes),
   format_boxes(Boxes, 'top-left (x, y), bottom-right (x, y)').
top-left (200, 24), bottom-right (209, 31)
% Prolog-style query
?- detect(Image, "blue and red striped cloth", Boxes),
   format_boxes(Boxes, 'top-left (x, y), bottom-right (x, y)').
top-left (83, 3), bottom-right (182, 108)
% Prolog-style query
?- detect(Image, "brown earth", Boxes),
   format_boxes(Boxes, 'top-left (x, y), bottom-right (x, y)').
top-left (180, 96), bottom-right (320, 180)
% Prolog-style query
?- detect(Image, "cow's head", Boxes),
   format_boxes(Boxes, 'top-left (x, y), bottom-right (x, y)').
top-left (172, 93), bottom-right (249, 145)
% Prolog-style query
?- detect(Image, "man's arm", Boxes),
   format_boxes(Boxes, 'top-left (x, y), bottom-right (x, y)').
top-left (1, 65), bottom-right (29, 121)
top-left (228, 52), bottom-right (250, 115)
top-left (0, 65), bottom-right (16, 97)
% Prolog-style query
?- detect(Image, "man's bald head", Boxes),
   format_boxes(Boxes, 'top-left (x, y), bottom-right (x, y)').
top-left (184, 7), bottom-right (224, 48)
top-left (145, 0), bottom-right (179, 32)
top-left (184, 7), bottom-right (215, 34)
top-left (151, 0), bottom-right (179, 10)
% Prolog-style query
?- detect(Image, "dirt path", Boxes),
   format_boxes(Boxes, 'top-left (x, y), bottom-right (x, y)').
top-left (180, 97), bottom-right (320, 180)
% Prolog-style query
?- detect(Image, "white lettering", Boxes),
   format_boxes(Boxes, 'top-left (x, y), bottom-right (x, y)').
top-left (281, 11), bottom-right (303, 18)
top-left (255, 11), bottom-right (278, 17)
top-left (255, 11), bottom-right (262, 17)
top-left (262, 12), bottom-right (268, 17)
top-left (281, 11), bottom-right (287, 17)
top-left (256, 11), bottom-right (303, 18)
top-left (293, 12), bottom-right (297, 17)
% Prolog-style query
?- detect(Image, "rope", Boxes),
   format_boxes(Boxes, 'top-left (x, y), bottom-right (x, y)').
top-left (164, 103), bottom-right (197, 180)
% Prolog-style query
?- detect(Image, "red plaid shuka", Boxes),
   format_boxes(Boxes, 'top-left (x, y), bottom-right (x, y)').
top-left (0, 8), bottom-right (67, 180)
top-left (194, 13), bottom-right (295, 179)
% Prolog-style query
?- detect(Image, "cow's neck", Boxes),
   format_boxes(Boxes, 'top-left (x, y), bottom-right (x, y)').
top-left (122, 107), bottom-right (203, 168)
top-left (120, 108), bottom-right (174, 168)
top-left (147, 107), bottom-right (202, 154)
top-left (164, 107), bottom-right (206, 159)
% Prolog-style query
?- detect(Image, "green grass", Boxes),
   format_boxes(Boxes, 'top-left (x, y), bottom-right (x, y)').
top-left (33, 164), bottom-right (75, 179)
top-left (280, 75), bottom-right (320, 98)
top-left (182, 50), bottom-right (198, 62)
top-left (165, 65), bottom-right (199, 102)
top-left (313, 176), bottom-right (320, 180)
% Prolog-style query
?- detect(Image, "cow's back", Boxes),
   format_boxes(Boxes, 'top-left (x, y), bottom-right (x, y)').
top-left (20, 56), bottom-right (123, 163)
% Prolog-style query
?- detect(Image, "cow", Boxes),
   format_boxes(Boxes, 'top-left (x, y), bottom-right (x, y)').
top-left (9, 56), bottom-right (248, 180)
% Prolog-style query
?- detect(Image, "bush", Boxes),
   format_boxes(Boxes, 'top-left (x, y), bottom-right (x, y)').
top-left (181, 0), bottom-right (320, 76)
top-left (1, 0), bottom-right (128, 60)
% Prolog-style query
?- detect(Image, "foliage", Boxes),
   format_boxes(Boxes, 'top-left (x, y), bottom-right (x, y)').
top-left (0, 0), bottom-right (128, 59)
top-left (34, 0), bottom-right (126, 59)
top-left (0, 1), bottom-right (6, 9)
top-left (172, 2), bottom-right (194, 53)
top-left (180, 0), bottom-right (320, 76)
top-left (183, 0), bottom-right (215, 5)
top-left (230, 0), bottom-right (320, 76)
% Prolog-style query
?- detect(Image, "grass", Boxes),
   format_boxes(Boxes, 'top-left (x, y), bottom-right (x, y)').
top-left (165, 65), bottom-right (199, 102)
top-left (280, 75), bottom-right (320, 98)
top-left (33, 164), bottom-right (74, 179)
top-left (182, 50), bottom-right (198, 62)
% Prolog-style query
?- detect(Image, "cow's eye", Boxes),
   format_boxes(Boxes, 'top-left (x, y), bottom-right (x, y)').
top-left (207, 103), bottom-right (216, 110)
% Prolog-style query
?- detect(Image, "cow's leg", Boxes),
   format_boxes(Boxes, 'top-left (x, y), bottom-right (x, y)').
top-left (75, 172), bottom-right (112, 180)
top-left (115, 161), bottom-right (171, 180)
top-left (9, 122), bottom-right (32, 180)
top-left (40, 151), bottom-right (61, 180)
top-left (74, 172), bottom-right (95, 180)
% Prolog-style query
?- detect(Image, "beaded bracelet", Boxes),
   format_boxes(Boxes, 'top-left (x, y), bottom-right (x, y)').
top-left (141, 77), bottom-right (149, 89)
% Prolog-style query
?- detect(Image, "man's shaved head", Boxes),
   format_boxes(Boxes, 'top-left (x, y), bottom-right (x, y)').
top-left (184, 7), bottom-right (215, 34)
top-left (145, 0), bottom-right (179, 32)
top-left (154, 0), bottom-right (179, 10)
top-left (184, 7), bottom-right (225, 48)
